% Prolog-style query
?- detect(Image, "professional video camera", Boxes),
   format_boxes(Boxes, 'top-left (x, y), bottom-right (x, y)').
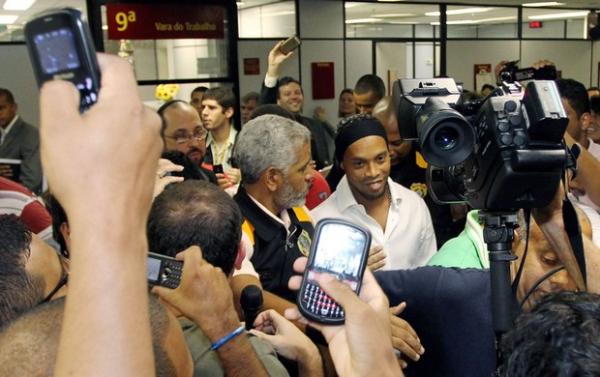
top-left (393, 78), bottom-right (569, 211)
top-left (499, 60), bottom-right (558, 83)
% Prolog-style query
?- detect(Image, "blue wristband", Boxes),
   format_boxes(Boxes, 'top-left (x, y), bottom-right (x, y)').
top-left (210, 325), bottom-right (245, 351)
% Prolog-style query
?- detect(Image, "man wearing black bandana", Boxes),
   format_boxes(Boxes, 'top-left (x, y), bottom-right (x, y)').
top-left (312, 114), bottom-right (436, 271)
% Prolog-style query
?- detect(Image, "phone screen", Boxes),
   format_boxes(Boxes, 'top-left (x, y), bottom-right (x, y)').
top-left (34, 28), bottom-right (81, 74)
top-left (306, 222), bottom-right (367, 291)
top-left (147, 257), bottom-right (161, 282)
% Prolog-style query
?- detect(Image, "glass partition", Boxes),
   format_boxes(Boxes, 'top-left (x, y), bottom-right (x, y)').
top-left (345, 2), bottom-right (439, 39)
top-left (446, 6), bottom-right (518, 39)
top-left (523, 8), bottom-right (590, 39)
top-left (238, 1), bottom-right (295, 38)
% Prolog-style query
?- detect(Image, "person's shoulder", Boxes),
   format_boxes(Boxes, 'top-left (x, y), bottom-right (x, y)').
top-left (310, 191), bottom-right (340, 221)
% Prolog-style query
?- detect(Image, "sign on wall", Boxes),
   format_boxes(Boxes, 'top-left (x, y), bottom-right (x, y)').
top-left (244, 58), bottom-right (260, 75)
top-left (106, 4), bottom-right (225, 40)
top-left (311, 62), bottom-right (335, 100)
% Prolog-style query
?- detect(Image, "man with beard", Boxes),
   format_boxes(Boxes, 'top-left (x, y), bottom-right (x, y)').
top-left (233, 114), bottom-right (315, 301)
top-left (158, 100), bottom-right (217, 185)
top-left (312, 114), bottom-right (436, 271)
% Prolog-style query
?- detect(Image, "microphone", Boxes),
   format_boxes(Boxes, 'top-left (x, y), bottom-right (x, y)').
top-left (241, 285), bottom-right (263, 330)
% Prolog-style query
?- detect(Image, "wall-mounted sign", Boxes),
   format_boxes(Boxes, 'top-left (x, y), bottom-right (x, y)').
top-left (106, 4), bottom-right (225, 40)
top-left (311, 62), bottom-right (335, 100)
top-left (244, 58), bottom-right (260, 75)
top-left (528, 21), bottom-right (543, 29)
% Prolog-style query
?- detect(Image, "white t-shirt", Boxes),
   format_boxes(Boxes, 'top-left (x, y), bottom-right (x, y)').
top-left (311, 176), bottom-right (437, 270)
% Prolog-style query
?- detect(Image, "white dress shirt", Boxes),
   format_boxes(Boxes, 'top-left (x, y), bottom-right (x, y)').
top-left (311, 176), bottom-right (437, 270)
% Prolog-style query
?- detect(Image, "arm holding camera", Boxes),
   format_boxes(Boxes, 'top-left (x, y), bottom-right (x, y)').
top-left (44, 54), bottom-right (161, 377)
top-left (564, 132), bottom-right (600, 208)
top-left (152, 246), bottom-right (270, 377)
top-left (287, 258), bottom-right (403, 377)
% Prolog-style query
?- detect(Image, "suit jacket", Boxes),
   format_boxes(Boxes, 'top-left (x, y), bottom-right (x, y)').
top-left (0, 117), bottom-right (42, 193)
top-left (260, 82), bottom-right (334, 169)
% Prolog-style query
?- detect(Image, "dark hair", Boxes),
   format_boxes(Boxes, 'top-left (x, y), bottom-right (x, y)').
top-left (47, 195), bottom-right (69, 258)
top-left (338, 88), bottom-right (355, 117)
top-left (160, 150), bottom-right (214, 183)
top-left (588, 86), bottom-right (600, 93)
top-left (242, 91), bottom-right (260, 104)
top-left (157, 99), bottom-right (189, 139)
top-left (277, 76), bottom-right (303, 99)
top-left (0, 88), bottom-right (15, 104)
top-left (556, 78), bottom-right (590, 117)
top-left (354, 74), bottom-right (385, 101)
top-left (0, 296), bottom-right (177, 377)
top-left (481, 84), bottom-right (495, 92)
top-left (499, 291), bottom-right (600, 377)
top-left (250, 104), bottom-right (296, 121)
top-left (191, 86), bottom-right (209, 96)
top-left (0, 215), bottom-right (44, 328)
top-left (590, 95), bottom-right (600, 114)
top-left (147, 180), bottom-right (242, 275)
top-left (203, 87), bottom-right (236, 113)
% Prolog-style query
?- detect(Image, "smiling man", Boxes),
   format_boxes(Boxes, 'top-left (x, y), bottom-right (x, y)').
top-left (311, 114), bottom-right (436, 270)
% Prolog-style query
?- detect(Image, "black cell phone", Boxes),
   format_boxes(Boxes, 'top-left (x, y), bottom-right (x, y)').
top-left (297, 218), bottom-right (371, 325)
top-left (279, 36), bottom-right (301, 54)
top-left (213, 164), bottom-right (224, 174)
top-left (147, 252), bottom-right (183, 289)
top-left (24, 8), bottom-right (101, 113)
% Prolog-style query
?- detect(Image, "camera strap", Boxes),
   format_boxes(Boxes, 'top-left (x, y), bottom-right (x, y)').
top-left (511, 209), bottom-right (531, 296)
top-left (562, 195), bottom-right (587, 287)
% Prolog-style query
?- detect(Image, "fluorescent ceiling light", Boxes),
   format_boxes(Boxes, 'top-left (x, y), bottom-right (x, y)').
top-left (344, 3), bottom-right (361, 8)
top-left (0, 15), bottom-right (18, 24)
top-left (522, 2), bottom-right (565, 6)
top-left (262, 11), bottom-right (295, 17)
top-left (430, 16), bottom-right (516, 25)
top-left (426, 7), bottom-right (491, 17)
top-left (3, 0), bottom-right (35, 11)
top-left (371, 13), bottom-right (415, 18)
top-left (236, 1), bottom-right (244, 6)
top-left (378, 0), bottom-right (404, 2)
top-left (345, 18), bottom-right (384, 24)
top-left (102, 25), bottom-right (108, 30)
top-left (528, 11), bottom-right (589, 20)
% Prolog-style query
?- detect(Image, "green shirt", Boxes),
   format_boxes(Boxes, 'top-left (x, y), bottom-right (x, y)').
top-left (427, 210), bottom-right (489, 269)
top-left (180, 318), bottom-right (290, 377)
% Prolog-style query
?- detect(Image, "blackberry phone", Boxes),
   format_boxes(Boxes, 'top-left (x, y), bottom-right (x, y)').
top-left (279, 36), bottom-right (301, 54)
top-left (147, 252), bottom-right (183, 289)
top-left (213, 164), bottom-right (224, 174)
top-left (24, 8), bottom-right (101, 113)
top-left (297, 218), bottom-right (371, 324)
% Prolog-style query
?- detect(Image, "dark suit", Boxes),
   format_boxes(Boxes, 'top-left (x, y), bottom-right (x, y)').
top-left (0, 117), bottom-right (42, 193)
top-left (260, 83), bottom-right (334, 169)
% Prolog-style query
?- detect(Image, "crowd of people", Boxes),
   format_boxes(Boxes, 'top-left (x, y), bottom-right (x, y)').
top-left (1, 39), bottom-right (600, 377)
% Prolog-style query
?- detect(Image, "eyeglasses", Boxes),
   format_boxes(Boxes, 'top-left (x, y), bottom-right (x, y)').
top-left (166, 131), bottom-right (207, 145)
top-left (41, 250), bottom-right (69, 304)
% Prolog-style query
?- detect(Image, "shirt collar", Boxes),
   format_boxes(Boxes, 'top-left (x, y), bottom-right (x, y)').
top-left (1, 115), bottom-right (19, 138)
top-left (206, 126), bottom-right (237, 148)
top-left (335, 175), bottom-right (403, 212)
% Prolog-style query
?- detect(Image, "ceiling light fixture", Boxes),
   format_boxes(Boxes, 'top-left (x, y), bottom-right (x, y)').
top-left (3, 0), bottom-right (36, 11)
top-left (522, 2), bottom-right (565, 7)
top-left (345, 18), bottom-right (384, 24)
top-left (0, 15), bottom-right (18, 24)
top-left (426, 7), bottom-right (492, 17)
top-left (528, 11), bottom-right (589, 20)
top-left (371, 13), bottom-right (415, 18)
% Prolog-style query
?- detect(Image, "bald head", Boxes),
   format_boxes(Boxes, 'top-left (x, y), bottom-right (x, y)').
top-left (160, 101), bottom-right (207, 164)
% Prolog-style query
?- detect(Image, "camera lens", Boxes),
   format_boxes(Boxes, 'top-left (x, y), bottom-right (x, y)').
top-left (434, 127), bottom-right (458, 151)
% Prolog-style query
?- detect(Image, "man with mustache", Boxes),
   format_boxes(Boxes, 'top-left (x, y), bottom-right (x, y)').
top-left (312, 114), bottom-right (436, 271)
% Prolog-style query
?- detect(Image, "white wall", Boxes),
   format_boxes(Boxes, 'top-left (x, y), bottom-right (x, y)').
top-left (447, 40), bottom-right (519, 91)
top-left (237, 40), bottom-right (300, 101)
top-left (345, 40), bottom-right (372, 90)
top-left (1, 44), bottom-right (39, 127)
top-left (415, 42), bottom-right (435, 79)
top-left (593, 40), bottom-right (600, 87)
top-left (299, 0), bottom-right (343, 38)
top-left (376, 42), bottom-right (408, 95)
top-left (521, 40), bottom-right (591, 85)
top-left (300, 40), bottom-right (344, 125)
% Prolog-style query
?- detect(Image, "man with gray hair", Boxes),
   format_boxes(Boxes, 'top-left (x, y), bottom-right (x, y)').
top-left (233, 114), bottom-right (315, 302)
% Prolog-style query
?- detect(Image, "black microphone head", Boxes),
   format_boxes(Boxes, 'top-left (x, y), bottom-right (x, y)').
top-left (240, 285), bottom-right (263, 311)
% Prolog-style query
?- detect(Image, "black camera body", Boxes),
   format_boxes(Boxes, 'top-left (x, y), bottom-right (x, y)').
top-left (500, 60), bottom-right (557, 83)
top-left (394, 78), bottom-right (569, 211)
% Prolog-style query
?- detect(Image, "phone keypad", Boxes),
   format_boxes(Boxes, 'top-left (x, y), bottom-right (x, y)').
top-left (160, 262), bottom-right (183, 289)
top-left (302, 282), bottom-right (344, 319)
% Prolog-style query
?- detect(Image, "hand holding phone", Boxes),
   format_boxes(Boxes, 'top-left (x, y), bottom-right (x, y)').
top-left (147, 252), bottom-right (183, 288)
top-left (297, 218), bottom-right (371, 324)
top-left (24, 8), bottom-right (101, 113)
top-left (279, 36), bottom-right (301, 55)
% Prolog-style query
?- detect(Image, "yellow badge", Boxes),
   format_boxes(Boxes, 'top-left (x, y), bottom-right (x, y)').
top-left (297, 229), bottom-right (312, 257)
top-left (410, 182), bottom-right (428, 198)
